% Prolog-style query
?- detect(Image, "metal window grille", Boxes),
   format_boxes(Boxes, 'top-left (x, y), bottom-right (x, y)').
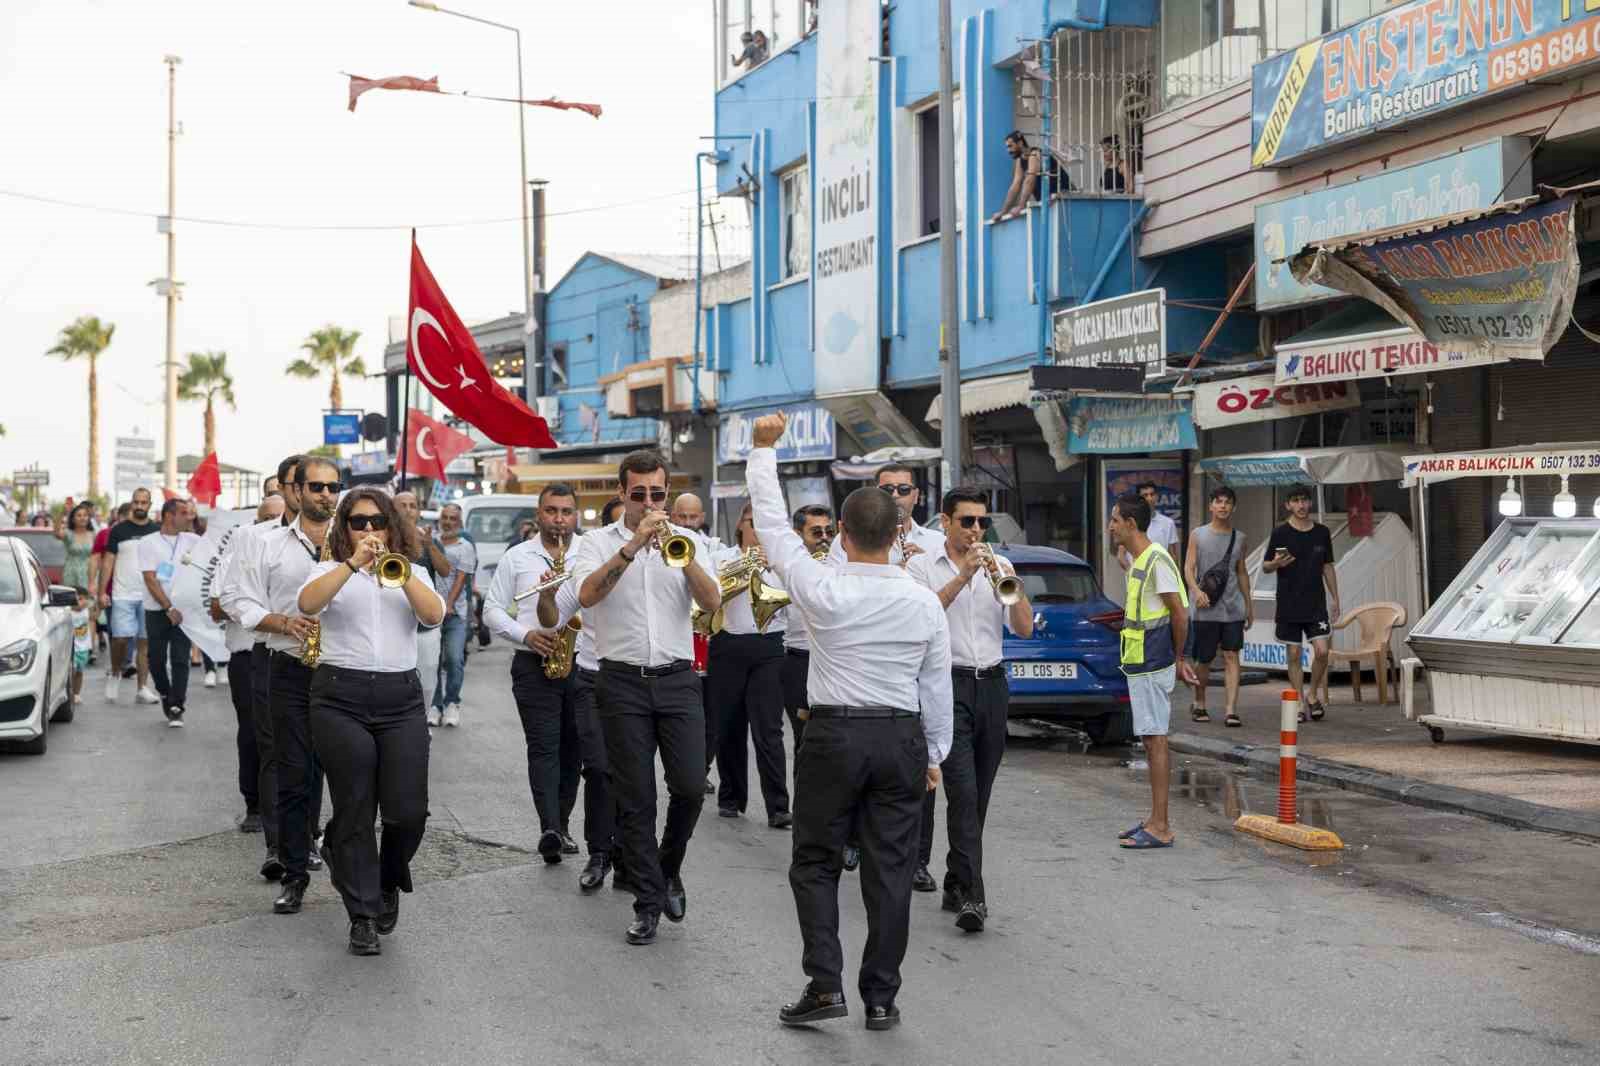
top-left (1051, 27), bottom-right (1156, 198)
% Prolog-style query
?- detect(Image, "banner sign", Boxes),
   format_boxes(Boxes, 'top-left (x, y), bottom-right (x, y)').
top-left (323, 413), bottom-right (361, 446)
top-left (1198, 454), bottom-right (1309, 487)
top-left (812, 0), bottom-right (880, 397)
top-left (1189, 374), bottom-right (1361, 429)
top-left (1053, 289), bottom-right (1166, 380)
top-left (717, 402), bottom-right (836, 464)
top-left (1275, 327), bottom-right (1516, 385)
top-left (1255, 138), bottom-right (1529, 310)
top-left (1251, 1), bottom-right (1600, 168)
top-left (1403, 445), bottom-right (1600, 486)
top-left (1066, 396), bottom-right (1196, 455)
top-left (1292, 197), bottom-right (1580, 357)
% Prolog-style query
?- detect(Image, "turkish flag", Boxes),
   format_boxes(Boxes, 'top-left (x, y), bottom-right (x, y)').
top-left (187, 452), bottom-right (222, 507)
top-left (397, 409), bottom-right (476, 482)
top-left (407, 237), bottom-right (557, 449)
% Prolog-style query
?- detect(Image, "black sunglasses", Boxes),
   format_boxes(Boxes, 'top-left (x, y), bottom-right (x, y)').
top-left (956, 515), bottom-right (993, 530)
top-left (879, 484), bottom-right (916, 497)
top-left (302, 480), bottom-right (342, 495)
top-left (627, 488), bottom-right (669, 503)
top-left (347, 514), bottom-right (390, 531)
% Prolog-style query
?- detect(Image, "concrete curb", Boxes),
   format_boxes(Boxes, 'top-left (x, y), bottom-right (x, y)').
top-left (1167, 733), bottom-right (1600, 843)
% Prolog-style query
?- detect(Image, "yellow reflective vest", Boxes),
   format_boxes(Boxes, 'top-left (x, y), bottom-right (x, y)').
top-left (1120, 543), bottom-right (1188, 676)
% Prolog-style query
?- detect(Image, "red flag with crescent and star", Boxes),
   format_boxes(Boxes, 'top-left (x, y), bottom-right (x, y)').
top-left (397, 409), bottom-right (477, 482)
top-left (407, 236), bottom-right (557, 449)
top-left (187, 452), bottom-right (222, 507)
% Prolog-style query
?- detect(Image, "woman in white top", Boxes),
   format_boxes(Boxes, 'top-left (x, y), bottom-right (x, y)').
top-left (297, 488), bottom-right (445, 957)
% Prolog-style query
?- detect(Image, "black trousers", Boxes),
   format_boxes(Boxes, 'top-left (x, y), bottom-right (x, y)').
top-left (250, 644), bottom-right (277, 851)
top-left (780, 649), bottom-right (809, 759)
top-left (227, 651), bottom-right (259, 810)
top-left (145, 609), bottom-right (191, 715)
top-left (310, 665), bottom-right (430, 920)
top-left (572, 667), bottom-right (615, 857)
top-left (510, 651), bottom-right (581, 835)
top-left (790, 713), bottom-right (927, 1007)
top-left (269, 652), bottom-right (325, 888)
top-left (597, 663), bottom-right (704, 917)
top-left (938, 673), bottom-right (1010, 904)
top-left (709, 632), bottom-right (790, 818)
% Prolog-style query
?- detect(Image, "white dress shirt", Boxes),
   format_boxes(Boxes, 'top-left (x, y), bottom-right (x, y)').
top-left (569, 519), bottom-right (713, 667)
top-left (296, 562), bottom-right (443, 672)
top-left (229, 516), bottom-right (327, 655)
top-left (137, 530), bottom-right (202, 611)
top-left (483, 533), bottom-right (597, 670)
top-left (747, 448), bottom-right (953, 766)
top-left (218, 519), bottom-right (277, 648)
top-left (908, 547), bottom-right (1018, 670)
top-left (710, 544), bottom-right (787, 636)
top-left (826, 515), bottom-right (944, 567)
top-left (213, 520), bottom-right (274, 654)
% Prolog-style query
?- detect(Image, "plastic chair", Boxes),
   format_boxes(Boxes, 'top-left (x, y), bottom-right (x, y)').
top-left (1329, 602), bottom-right (1407, 704)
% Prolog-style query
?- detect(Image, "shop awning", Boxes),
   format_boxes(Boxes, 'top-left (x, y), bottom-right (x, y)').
top-left (924, 371), bottom-right (1034, 427)
top-left (1401, 442), bottom-right (1600, 487)
top-left (1199, 444), bottom-right (1411, 487)
top-left (1272, 300), bottom-right (1530, 386)
top-left (830, 446), bottom-right (941, 481)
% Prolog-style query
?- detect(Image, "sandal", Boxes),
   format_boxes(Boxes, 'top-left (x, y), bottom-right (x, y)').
top-left (1309, 702), bottom-right (1326, 721)
top-left (1119, 826), bottom-right (1174, 850)
top-left (1118, 822), bottom-right (1145, 840)
top-left (1191, 707), bottom-right (1211, 723)
top-left (1224, 713), bottom-right (1242, 728)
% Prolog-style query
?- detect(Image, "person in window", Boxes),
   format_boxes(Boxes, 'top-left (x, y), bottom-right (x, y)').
top-left (992, 131), bottom-right (1067, 223)
top-left (731, 29), bottom-right (770, 69)
top-left (1100, 135), bottom-right (1130, 193)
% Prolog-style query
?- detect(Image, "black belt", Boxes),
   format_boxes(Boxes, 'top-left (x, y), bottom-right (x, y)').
top-left (600, 658), bottom-right (692, 678)
top-left (315, 664), bottom-right (415, 683)
top-left (268, 650), bottom-right (312, 671)
top-left (953, 665), bottom-right (1005, 679)
top-left (785, 648), bottom-right (810, 659)
top-left (807, 704), bottom-right (919, 720)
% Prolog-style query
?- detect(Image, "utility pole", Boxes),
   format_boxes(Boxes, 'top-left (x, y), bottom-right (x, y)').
top-left (161, 55), bottom-right (181, 495)
top-left (527, 180), bottom-right (547, 411)
top-left (937, 0), bottom-right (961, 497)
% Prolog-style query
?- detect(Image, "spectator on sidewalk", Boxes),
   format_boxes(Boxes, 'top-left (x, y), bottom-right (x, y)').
top-left (91, 503), bottom-right (132, 672)
top-left (1263, 484), bottom-right (1340, 722)
top-left (1118, 482), bottom-right (1179, 572)
top-left (70, 587), bottom-right (93, 706)
top-left (104, 490), bottom-right (161, 705)
top-left (1184, 486), bottom-right (1253, 727)
top-left (431, 503), bottom-right (476, 728)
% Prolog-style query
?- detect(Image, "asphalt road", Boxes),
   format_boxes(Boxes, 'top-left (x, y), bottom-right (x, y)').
top-left (2, 645), bottom-right (1598, 1066)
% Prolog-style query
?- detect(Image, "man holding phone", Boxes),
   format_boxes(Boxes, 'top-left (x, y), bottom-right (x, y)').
top-left (1262, 485), bottom-right (1339, 721)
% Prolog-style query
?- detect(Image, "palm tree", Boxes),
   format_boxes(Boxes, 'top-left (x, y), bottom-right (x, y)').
top-left (45, 316), bottom-right (115, 498)
top-left (177, 351), bottom-right (236, 456)
top-left (287, 325), bottom-right (366, 412)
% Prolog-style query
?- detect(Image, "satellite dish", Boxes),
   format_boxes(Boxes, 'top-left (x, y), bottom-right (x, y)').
top-left (361, 412), bottom-right (388, 442)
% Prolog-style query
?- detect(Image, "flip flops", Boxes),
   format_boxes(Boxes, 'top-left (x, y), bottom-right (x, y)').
top-left (1118, 822), bottom-right (1144, 840)
top-left (1224, 713), bottom-right (1243, 728)
top-left (1119, 827), bottom-right (1174, 850)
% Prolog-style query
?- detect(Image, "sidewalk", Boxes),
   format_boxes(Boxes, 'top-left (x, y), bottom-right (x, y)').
top-left (1167, 673), bottom-right (1600, 840)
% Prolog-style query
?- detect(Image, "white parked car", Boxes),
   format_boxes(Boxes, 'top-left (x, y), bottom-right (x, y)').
top-left (0, 536), bottom-right (75, 755)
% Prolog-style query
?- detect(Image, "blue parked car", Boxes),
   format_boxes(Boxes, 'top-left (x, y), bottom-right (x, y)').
top-left (993, 545), bottom-right (1132, 745)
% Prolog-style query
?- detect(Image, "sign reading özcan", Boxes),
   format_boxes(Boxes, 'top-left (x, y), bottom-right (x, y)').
top-left (1189, 373), bottom-right (1362, 429)
top-left (1053, 289), bottom-right (1166, 380)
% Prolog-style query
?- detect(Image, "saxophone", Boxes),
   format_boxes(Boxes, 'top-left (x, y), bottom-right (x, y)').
top-left (543, 538), bottom-right (581, 679)
top-left (300, 536), bottom-right (333, 667)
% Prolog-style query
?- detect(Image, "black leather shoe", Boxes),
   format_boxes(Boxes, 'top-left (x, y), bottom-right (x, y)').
top-left (663, 876), bottom-right (687, 922)
top-left (625, 912), bottom-right (659, 945)
top-left (767, 811), bottom-right (793, 830)
top-left (717, 806), bottom-right (740, 819)
top-left (376, 889), bottom-right (400, 935)
top-left (273, 880), bottom-right (308, 914)
top-left (912, 864), bottom-right (938, 892)
top-left (578, 855), bottom-right (610, 893)
top-left (779, 984), bottom-right (848, 1026)
top-left (956, 899), bottom-right (987, 933)
top-left (560, 831), bottom-right (580, 855)
top-left (239, 810), bottom-right (262, 834)
top-left (349, 917), bottom-right (381, 956)
top-left (865, 1005), bottom-right (901, 1031)
top-left (842, 844), bottom-right (860, 872)
top-left (538, 830), bottom-right (564, 865)
top-left (259, 851), bottom-right (285, 882)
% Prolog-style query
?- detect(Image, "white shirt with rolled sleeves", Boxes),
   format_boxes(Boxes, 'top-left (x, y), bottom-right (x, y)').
top-left (483, 534), bottom-right (597, 671)
top-left (214, 520), bottom-right (275, 654)
top-left (907, 548), bottom-right (1017, 670)
top-left (709, 544), bottom-right (787, 636)
top-left (228, 516), bottom-right (326, 655)
top-left (746, 448), bottom-right (953, 767)
top-left (568, 519), bottom-right (713, 668)
top-left (295, 562), bottom-right (442, 672)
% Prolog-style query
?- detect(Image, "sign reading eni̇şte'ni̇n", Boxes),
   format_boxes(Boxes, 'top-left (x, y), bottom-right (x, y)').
top-left (1251, 1), bottom-right (1600, 169)
top-left (811, 0), bottom-right (880, 397)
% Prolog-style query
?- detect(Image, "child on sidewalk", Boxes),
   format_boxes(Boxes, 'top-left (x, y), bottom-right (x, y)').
top-left (71, 588), bottom-right (94, 705)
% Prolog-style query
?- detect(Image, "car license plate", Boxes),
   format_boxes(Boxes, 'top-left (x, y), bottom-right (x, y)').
top-left (1011, 661), bottom-right (1078, 680)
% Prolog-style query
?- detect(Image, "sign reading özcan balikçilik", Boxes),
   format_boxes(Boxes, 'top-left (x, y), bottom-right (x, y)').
top-left (1052, 289), bottom-right (1166, 380)
top-left (1251, 1), bottom-right (1600, 169)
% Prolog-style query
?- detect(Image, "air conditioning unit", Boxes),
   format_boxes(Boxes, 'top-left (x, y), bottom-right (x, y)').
top-left (536, 395), bottom-right (560, 427)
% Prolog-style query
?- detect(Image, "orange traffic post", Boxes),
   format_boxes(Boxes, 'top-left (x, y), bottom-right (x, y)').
top-left (1235, 690), bottom-right (1344, 851)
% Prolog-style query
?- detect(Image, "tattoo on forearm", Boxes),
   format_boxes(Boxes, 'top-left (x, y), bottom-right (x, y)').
top-left (599, 561), bottom-right (627, 591)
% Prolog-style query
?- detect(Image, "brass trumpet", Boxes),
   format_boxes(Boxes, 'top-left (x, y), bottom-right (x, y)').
top-left (656, 526), bottom-right (696, 568)
top-left (749, 570), bottom-right (790, 633)
top-left (376, 552), bottom-right (412, 589)
top-left (976, 544), bottom-right (1023, 606)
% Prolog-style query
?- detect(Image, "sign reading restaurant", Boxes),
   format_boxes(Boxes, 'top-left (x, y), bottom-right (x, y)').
top-left (1252, 1), bottom-right (1600, 168)
top-left (1053, 289), bottom-right (1166, 380)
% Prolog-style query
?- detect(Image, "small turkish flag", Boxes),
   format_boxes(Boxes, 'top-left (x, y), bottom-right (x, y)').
top-left (407, 236), bottom-right (557, 449)
top-left (187, 452), bottom-right (222, 507)
top-left (398, 409), bottom-right (476, 482)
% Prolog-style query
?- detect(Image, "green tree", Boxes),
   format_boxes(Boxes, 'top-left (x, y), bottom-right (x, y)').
top-left (45, 315), bottom-right (115, 498)
top-left (287, 325), bottom-right (366, 412)
top-left (177, 350), bottom-right (236, 456)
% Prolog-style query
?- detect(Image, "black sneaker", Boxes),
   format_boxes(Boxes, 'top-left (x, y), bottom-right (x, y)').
top-left (376, 889), bottom-right (400, 935)
top-left (955, 900), bottom-right (987, 933)
top-left (538, 829), bottom-right (564, 865)
top-left (349, 917), bottom-right (381, 956)
top-left (779, 984), bottom-right (848, 1026)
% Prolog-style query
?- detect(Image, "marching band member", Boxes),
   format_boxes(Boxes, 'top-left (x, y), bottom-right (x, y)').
top-left (826, 462), bottom-right (944, 568)
top-left (708, 504), bottom-right (792, 829)
top-left (907, 487), bottom-right (1033, 934)
top-left (746, 413), bottom-right (952, 1033)
top-left (571, 451), bottom-right (721, 946)
top-left (780, 505), bottom-right (833, 757)
top-left (297, 488), bottom-right (443, 956)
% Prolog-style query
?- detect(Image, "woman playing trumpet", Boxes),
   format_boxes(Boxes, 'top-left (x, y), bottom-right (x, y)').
top-left (296, 488), bottom-right (445, 956)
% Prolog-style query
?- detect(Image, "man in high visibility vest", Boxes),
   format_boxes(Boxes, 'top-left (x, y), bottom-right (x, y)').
top-left (1109, 492), bottom-right (1197, 850)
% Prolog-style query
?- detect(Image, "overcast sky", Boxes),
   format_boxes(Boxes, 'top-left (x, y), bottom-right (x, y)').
top-left (0, 0), bottom-right (710, 503)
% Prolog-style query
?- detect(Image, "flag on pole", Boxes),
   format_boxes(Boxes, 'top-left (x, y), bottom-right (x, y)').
top-left (396, 409), bottom-right (477, 483)
top-left (348, 74), bottom-right (440, 112)
top-left (187, 452), bottom-right (222, 507)
top-left (407, 237), bottom-right (557, 449)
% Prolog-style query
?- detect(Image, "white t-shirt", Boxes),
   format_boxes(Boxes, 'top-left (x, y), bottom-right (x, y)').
top-left (1147, 511), bottom-right (1179, 554)
top-left (137, 530), bottom-right (202, 611)
top-left (1131, 545), bottom-right (1183, 622)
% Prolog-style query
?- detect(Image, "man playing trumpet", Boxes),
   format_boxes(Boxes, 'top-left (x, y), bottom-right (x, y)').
top-left (906, 487), bottom-right (1033, 933)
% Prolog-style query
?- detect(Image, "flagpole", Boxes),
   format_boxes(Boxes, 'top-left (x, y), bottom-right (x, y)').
top-left (401, 230), bottom-right (414, 491)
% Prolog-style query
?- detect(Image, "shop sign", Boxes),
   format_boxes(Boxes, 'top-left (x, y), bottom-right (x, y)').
top-left (1251, 1), bottom-right (1600, 169)
top-left (1242, 635), bottom-right (1314, 672)
top-left (1189, 374), bottom-right (1361, 430)
top-left (1198, 454), bottom-right (1308, 487)
top-left (1275, 329), bottom-right (1507, 385)
top-left (323, 413), bottom-right (361, 446)
top-left (1066, 396), bottom-right (1195, 455)
top-left (349, 450), bottom-right (391, 476)
top-left (1255, 138), bottom-right (1529, 310)
top-left (1053, 289), bottom-right (1166, 380)
top-left (1403, 445), bottom-right (1600, 486)
top-left (717, 402), bottom-right (836, 465)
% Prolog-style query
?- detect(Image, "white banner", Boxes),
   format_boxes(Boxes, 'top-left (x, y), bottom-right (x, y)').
top-left (812, 0), bottom-right (879, 397)
top-left (168, 518), bottom-right (251, 665)
top-left (1275, 327), bottom-right (1523, 385)
top-left (1189, 373), bottom-right (1362, 429)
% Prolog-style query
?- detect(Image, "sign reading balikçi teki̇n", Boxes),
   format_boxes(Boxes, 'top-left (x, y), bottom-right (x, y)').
top-left (1052, 289), bottom-right (1166, 381)
top-left (1251, 1), bottom-right (1600, 169)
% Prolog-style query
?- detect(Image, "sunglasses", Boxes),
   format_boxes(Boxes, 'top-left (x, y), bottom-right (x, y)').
top-left (627, 488), bottom-right (669, 504)
top-left (879, 484), bottom-right (916, 497)
top-left (810, 526), bottom-right (837, 538)
top-left (302, 481), bottom-right (342, 495)
top-left (956, 515), bottom-right (993, 530)
top-left (347, 514), bottom-right (390, 532)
